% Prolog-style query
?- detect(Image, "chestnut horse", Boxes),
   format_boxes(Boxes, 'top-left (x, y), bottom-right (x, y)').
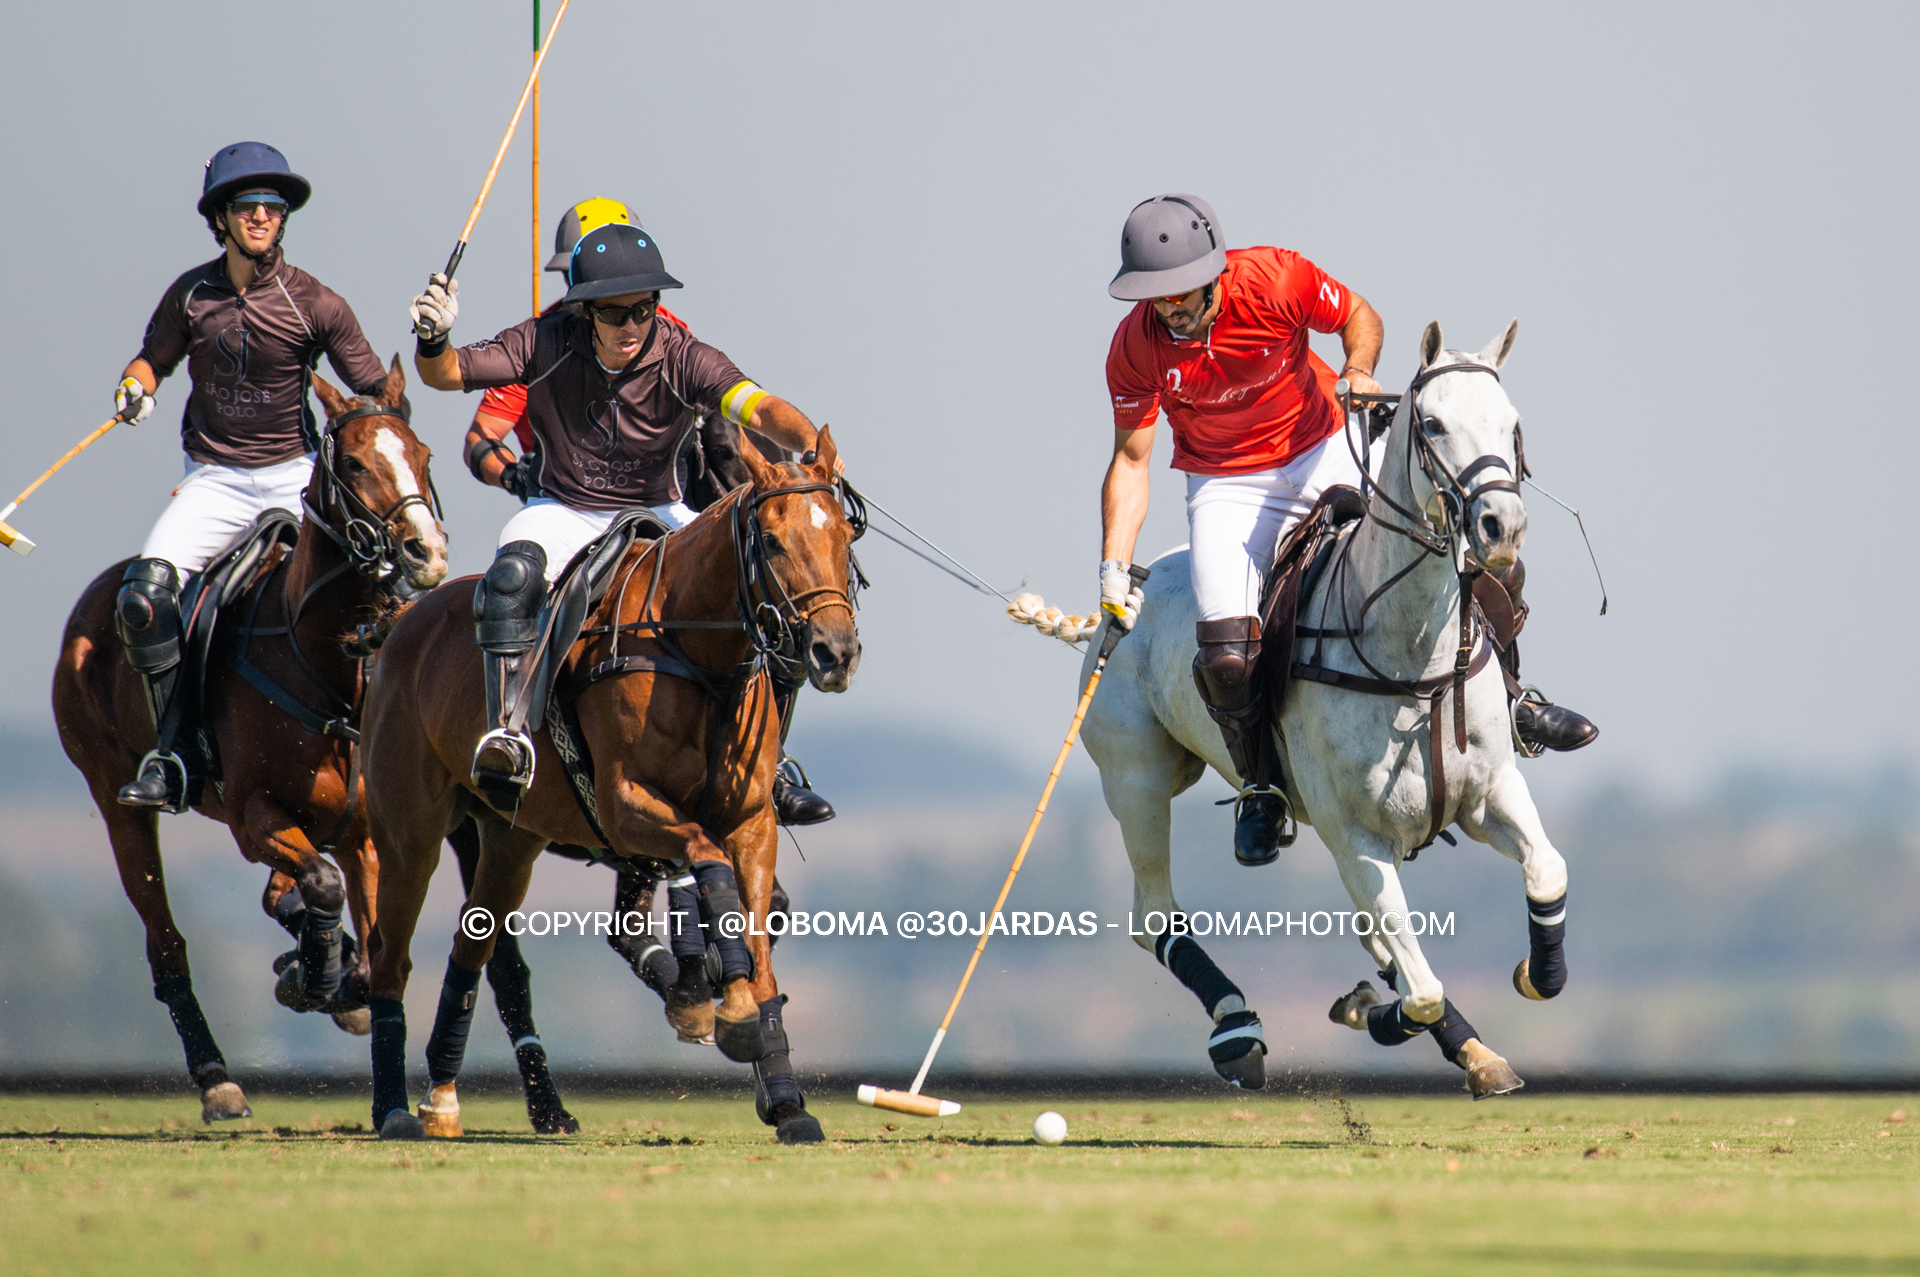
top-left (52, 361), bottom-right (447, 1122)
top-left (362, 428), bottom-right (859, 1144)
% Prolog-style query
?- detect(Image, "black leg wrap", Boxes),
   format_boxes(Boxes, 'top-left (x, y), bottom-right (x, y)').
top-left (754, 996), bottom-right (824, 1143)
top-left (1427, 999), bottom-right (1481, 1066)
top-left (691, 860), bottom-right (754, 984)
top-left (666, 874), bottom-right (707, 961)
top-left (1156, 933), bottom-right (1243, 1017)
top-left (369, 996), bottom-right (409, 1128)
top-left (298, 905), bottom-right (345, 1005)
top-left (1527, 892), bottom-right (1568, 997)
top-left (154, 974), bottom-right (227, 1086)
top-left (513, 1038), bottom-right (578, 1134)
top-left (270, 887), bottom-right (307, 938)
top-left (425, 959), bottom-right (483, 1086)
top-left (1366, 1001), bottom-right (1432, 1047)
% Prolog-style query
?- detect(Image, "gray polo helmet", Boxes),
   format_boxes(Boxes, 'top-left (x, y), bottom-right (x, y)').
top-left (1108, 194), bottom-right (1226, 301)
top-left (561, 223), bottom-right (683, 303)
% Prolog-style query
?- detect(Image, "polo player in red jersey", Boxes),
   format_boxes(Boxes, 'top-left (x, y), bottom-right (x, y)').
top-left (1098, 194), bottom-right (1595, 868)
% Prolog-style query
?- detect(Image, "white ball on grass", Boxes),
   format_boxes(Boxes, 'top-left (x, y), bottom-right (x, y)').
top-left (1032, 1110), bottom-right (1068, 1145)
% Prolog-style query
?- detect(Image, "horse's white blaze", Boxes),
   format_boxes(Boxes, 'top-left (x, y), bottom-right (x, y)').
top-left (1079, 321), bottom-right (1568, 1065)
top-left (810, 497), bottom-right (831, 530)
top-left (374, 427), bottom-right (442, 549)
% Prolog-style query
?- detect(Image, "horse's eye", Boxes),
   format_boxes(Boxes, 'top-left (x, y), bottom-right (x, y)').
top-left (342, 455), bottom-right (366, 475)
top-left (1422, 415), bottom-right (1446, 435)
top-left (762, 533), bottom-right (785, 556)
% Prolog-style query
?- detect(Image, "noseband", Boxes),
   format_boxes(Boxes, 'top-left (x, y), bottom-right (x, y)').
top-left (1356, 361), bottom-right (1521, 560)
top-left (302, 402), bottom-right (442, 587)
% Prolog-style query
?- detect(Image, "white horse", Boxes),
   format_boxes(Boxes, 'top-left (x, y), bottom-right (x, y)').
top-left (1078, 320), bottom-right (1568, 1098)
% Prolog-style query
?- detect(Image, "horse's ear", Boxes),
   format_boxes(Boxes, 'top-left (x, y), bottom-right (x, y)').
top-left (1419, 321), bottom-right (1444, 369)
top-left (379, 353), bottom-right (407, 405)
top-left (735, 424), bottom-right (778, 487)
top-left (1478, 319), bottom-right (1518, 369)
top-left (811, 424), bottom-right (838, 477)
top-left (311, 372), bottom-right (350, 422)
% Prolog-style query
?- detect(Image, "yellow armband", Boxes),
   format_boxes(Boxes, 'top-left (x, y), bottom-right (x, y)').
top-left (721, 379), bottom-right (769, 427)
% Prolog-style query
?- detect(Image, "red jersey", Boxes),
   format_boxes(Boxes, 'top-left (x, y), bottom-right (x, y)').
top-left (475, 305), bottom-right (691, 452)
top-left (1106, 246), bottom-right (1355, 474)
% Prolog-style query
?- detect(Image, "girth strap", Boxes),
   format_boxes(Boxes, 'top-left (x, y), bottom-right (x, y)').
top-left (226, 652), bottom-right (360, 743)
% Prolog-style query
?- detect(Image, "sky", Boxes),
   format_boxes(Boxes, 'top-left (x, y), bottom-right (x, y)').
top-left (1, 1), bottom-right (1916, 802)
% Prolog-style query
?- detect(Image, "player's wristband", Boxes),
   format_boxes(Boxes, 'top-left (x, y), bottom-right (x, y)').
top-left (417, 334), bottom-right (449, 359)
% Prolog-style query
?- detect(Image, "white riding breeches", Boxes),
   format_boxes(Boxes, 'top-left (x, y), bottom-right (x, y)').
top-left (498, 497), bottom-right (698, 583)
top-left (141, 455), bottom-right (313, 576)
top-left (1185, 430), bottom-right (1379, 622)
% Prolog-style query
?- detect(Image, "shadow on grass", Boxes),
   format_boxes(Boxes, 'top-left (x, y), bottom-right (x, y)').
top-left (1469, 1248), bottom-right (1920, 1273)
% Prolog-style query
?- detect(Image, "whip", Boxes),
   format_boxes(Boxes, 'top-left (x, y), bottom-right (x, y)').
top-left (414, 0), bottom-right (576, 337)
top-left (857, 563), bottom-right (1149, 1118)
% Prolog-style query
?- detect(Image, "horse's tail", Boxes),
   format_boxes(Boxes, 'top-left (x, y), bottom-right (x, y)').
top-left (1006, 592), bottom-right (1101, 645)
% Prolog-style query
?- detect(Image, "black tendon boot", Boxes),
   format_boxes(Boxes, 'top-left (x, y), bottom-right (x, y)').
top-left (769, 678), bottom-right (834, 826)
top-left (114, 558), bottom-right (189, 809)
top-left (470, 541), bottom-right (547, 811)
top-left (1194, 617), bottom-right (1293, 866)
top-left (1486, 561), bottom-right (1598, 755)
top-left (753, 995), bottom-right (824, 1143)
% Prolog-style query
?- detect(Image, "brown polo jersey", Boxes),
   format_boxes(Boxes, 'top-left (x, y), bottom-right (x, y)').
top-left (455, 311), bottom-right (751, 511)
top-left (136, 249), bottom-right (389, 468)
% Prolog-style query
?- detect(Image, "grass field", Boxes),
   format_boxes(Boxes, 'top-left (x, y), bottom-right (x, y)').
top-left (1, 1089), bottom-right (1915, 1275)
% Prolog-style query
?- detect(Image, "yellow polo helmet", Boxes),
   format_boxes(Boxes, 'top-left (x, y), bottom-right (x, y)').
top-left (545, 197), bottom-right (637, 272)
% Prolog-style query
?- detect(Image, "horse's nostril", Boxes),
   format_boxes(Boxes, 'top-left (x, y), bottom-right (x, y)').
top-left (1480, 514), bottom-right (1502, 543)
top-left (401, 537), bottom-right (430, 566)
top-left (810, 639), bottom-right (837, 669)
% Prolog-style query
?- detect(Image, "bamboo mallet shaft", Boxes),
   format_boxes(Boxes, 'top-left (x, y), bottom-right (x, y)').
top-left (0, 416), bottom-right (123, 556)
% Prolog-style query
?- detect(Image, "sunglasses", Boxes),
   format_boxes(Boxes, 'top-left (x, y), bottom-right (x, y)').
top-left (1154, 288), bottom-right (1200, 307)
top-left (226, 194), bottom-right (289, 220)
top-left (586, 296), bottom-right (659, 328)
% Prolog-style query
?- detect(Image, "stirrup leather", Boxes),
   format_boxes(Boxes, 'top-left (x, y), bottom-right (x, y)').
top-left (1232, 784), bottom-right (1297, 848)
top-left (1510, 686), bottom-right (1548, 759)
top-left (471, 727), bottom-right (538, 790)
top-left (130, 749), bottom-right (191, 814)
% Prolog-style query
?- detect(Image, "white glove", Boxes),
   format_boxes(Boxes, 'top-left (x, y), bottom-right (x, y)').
top-left (1099, 559), bottom-right (1143, 631)
top-left (114, 377), bottom-right (154, 425)
top-left (409, 272), bottom-right (459, 341)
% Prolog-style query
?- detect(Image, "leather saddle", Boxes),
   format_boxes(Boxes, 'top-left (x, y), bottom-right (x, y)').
top-left (169, 509), bottom-right (303, 790)
top-left (1256, 484), bottom-right (1367, 713)
top-left (506, 508), bottom-right (675, 738)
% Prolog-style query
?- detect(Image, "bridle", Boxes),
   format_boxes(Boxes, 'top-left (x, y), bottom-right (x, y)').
top-left (301, 402), bottom-right (443, 590)
top-left (735, 474), bottom-right (867, 676)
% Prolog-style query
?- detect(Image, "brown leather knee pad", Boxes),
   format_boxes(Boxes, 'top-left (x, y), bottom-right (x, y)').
top-left (1193, 617), bottom-right (1262, 711)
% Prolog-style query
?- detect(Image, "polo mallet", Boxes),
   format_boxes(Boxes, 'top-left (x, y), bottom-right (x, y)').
top-left (0, 414), bottom-right (132, 556)
top-left (858, 563), bottom-right (1150, 1118)
top-left (414, 0), bottom-right (575, 338)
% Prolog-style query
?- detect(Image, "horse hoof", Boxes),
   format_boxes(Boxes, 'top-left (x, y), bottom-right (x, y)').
top-left (1513, 958), bottom-right (1551, 1001)
top-left (380, 1110), bottom-right (426, 1140)
top-left (273, 953), bottom-right (321, 1012)
top-left (715, 1012), bottom-right (765, 1064)
top-left (1208, 1010), bottom-right (1267, 1089)
top-left (775, 1113), bottom-right (825, 1144)
top-left (331, 1007), bottom-right (373, 1035)
top-left (1457, 1038), bottom-right (1525, 1100)
top-left (1328, 980), bottom-right (1383, 1030)
top-left (201, 1082), bottom-right (251, 1124)
top-left (417, 1083), bottom-right (463, 1138)
top-left (530, 1108), bottom-right (580, 1136)
top-left (666, 1004), bottom-right (716, 1043)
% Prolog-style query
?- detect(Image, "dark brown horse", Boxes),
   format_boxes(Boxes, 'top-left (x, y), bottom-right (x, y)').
top-left (362, 428), bottom-right (859, 1143)
top-left (52, 360), bottom-right (447, 1122)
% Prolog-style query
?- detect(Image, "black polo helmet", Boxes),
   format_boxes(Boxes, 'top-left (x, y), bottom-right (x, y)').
top-left (562, 224), bottom-right (683, 303)
top-left (1109, 194), bottom-right (1226, 301)
top-left (197, 142), bottom-right (311, 220)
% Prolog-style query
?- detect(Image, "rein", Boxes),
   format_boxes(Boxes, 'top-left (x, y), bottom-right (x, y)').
top-left (1294, 360), bottom-right (1524, 855)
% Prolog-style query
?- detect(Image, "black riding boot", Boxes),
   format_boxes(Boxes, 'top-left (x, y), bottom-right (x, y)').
top-left (115, 558), bottom-right (189, 810)
top-left (1194, 617), bottom-right (1294, 867)
top-left (1488, 561), bottom-right (1599, 754)
top-left (769, 677), bottom-right (834, 826)
top-left (470, 541), bottom-right (547, 812)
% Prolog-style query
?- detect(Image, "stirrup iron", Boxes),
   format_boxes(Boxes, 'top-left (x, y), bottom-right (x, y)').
top-left (121, 749), bottom-right (190, 814)
top-left (1511, 686), bottom-right (1548, 759)
top-left (1232, 784), bottom-right (1297, 848)
top-left (471, 727), bottom-right (537, 795)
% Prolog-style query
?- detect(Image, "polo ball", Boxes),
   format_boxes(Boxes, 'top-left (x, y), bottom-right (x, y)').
top-left (1032, 1110), bottom-right (1068, 1145)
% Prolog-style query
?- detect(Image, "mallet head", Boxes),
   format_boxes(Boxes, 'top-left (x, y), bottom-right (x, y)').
top-left (0, 519), bottom-right (35, 556)
top-left (857, 1085), bottom-right (960, 1118)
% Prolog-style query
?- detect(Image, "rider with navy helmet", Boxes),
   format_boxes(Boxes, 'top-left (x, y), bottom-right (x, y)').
top-left (410, 221), bottom-right (836, 817)
top-left (110, 143), bottom-right (399, 810)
